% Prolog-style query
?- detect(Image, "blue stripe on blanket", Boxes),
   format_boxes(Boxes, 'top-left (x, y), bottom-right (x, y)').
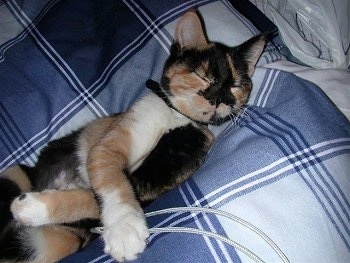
top-left (179, 180), bottom-right (242, 262)
top-left (36, 0), bottom-right (147, 87)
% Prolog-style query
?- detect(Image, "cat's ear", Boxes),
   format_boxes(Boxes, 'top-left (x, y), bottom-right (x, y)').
top-left (236, 34), bottom-right (266, 76)
top-left (174, 11), bottom-right (208, 49)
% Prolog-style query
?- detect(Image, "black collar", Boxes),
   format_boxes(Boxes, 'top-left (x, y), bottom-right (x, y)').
top-left (146, 79), bottom-right (208, 125)
top-left (146, 79), bottom-right (177, 111)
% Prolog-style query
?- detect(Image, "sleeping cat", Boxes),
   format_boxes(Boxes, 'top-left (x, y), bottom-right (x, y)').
top-left (0, 11), bottom-right (266, 263)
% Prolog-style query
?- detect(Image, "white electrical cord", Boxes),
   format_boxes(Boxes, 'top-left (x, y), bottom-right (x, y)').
top-left (149, 226), bottom-right (264, 263)
top-left (91, 206), bottom-right (289, 263)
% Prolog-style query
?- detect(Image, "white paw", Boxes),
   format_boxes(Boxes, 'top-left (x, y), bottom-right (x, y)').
top-left (10, 192), bottom-right (50, 226)
top-left (103, 211), bottom-right (149, 262)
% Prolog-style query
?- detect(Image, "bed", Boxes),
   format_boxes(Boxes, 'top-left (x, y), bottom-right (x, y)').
top-left (0, 0), bottom-right (349, 262)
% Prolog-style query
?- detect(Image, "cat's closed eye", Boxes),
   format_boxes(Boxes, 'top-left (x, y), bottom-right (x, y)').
top-left (161, 11), bottom-right (266, 125)
top-left (193, 65), bottom-right (214, 84)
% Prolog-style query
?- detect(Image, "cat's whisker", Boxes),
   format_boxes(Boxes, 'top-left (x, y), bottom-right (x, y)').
top-left (228, 106), bottom-right (249, 126)
top-left (239, 107), bottom-right (252, 124)
top-left (232, 112), bottom-right (240, 126)
top-left (226, 108), bottom-right (236, 126)
top-left (228, 113), bottom-right (236, 126)
top-left (241, 107), bottom-right (252, 121)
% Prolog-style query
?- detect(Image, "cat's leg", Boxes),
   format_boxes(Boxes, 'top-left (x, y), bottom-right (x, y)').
top-left (1, 165), bottom-right (32, 192)
top-left (87, 126), bottom-right (149, 262)
top-left (10, 189), bottom-right (99, 226)
top-left (131, 123), bottom-right (214, 205)
top-left (32, 225), bottom-right (88, 262)
top-left (84, 94), bottom-right (184, 261)
top-left (0, 224), bottom-right (88, 263)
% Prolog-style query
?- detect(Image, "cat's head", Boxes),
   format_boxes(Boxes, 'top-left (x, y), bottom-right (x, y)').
top-left (160, 11), bottom-right (266, 125)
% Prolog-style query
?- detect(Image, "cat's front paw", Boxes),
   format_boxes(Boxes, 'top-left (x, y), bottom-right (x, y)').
top-left (10, 192), bottom-right (50, 226)
top-left (103, 211), bottom-right (149, 262)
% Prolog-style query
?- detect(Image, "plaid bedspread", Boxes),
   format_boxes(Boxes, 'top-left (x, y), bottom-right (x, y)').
top-left (0, 0), bottom-right (349, 262)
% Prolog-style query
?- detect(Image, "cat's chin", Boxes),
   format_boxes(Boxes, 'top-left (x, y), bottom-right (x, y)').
top-left (201, 111), bottom-right (235, 126)
top-left (172, 107), bottom-right (233, 126)
top-left (181, 113), bottom-right (231, 126)
top-left (208, 115), bottom-right (232, 126)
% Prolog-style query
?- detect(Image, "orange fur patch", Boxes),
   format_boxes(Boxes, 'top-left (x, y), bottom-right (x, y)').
top-left (171, 94), bottom-right (215, 123)
top-left (87, 120), bottom-right (138, 207)
top-left (38, 189), bottom-right (100, 223)
top-left (81, 116), bottom-right (120, 151)
top-left (38, 226), bottom-right (84, 262)
top-left (3, 166), bottom-right (32, 192)
top-left (226, 54), bottom-right (242, 86)
top-left (231, 84), bottom-right (252, 106)
top-left (192, 94), bottom-right (212, 109)
top-left (167, 67), bottom-right (208, 95)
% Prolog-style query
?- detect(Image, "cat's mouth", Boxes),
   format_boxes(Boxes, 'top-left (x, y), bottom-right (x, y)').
top-left (172, 99), bottom-right (234, 126)
top-left (208, 113), bottom-right (229, 125)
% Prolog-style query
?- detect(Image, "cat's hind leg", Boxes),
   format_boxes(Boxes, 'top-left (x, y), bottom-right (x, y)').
top-left (10, 189), bottom-right (100, 226)
top-left (0, 224), bottom-right (88, 263)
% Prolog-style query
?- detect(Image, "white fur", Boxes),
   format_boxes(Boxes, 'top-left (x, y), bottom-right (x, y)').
top-left (11, 192), bottom-right (50, 226)
top-left (127, 92), bottom-right (191, 172)
top-left (100, 190), bottom-right (149, 262)
top-left (76, 137), bottom-right (91, 186)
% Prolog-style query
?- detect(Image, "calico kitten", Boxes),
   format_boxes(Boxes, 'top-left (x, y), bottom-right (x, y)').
top-left (0, 11), bottom-right (265, 263)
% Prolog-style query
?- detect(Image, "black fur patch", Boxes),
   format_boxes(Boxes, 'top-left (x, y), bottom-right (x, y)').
top-left (25, 130), bottom-right (82, 190)
top-left (63, 218), bottom-right (101, 247)
top-left (0, 178), bottom-right (33, 261)
top-left (0, 224), bottom-right (33, 261)
top-left (0, 178), bottom-right (21, 230)
top-left (130, 123), bottom-right (210, 205)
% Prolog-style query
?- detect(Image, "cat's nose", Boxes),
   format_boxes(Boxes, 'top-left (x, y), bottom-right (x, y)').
top-left (209, 97), bottom-right (222, 106)
top-left (215, 98), bottom-right (223, 105)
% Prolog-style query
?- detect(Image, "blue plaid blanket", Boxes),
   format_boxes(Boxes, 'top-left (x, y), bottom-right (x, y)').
top-left (1, 0), bottom-right (349, 262)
